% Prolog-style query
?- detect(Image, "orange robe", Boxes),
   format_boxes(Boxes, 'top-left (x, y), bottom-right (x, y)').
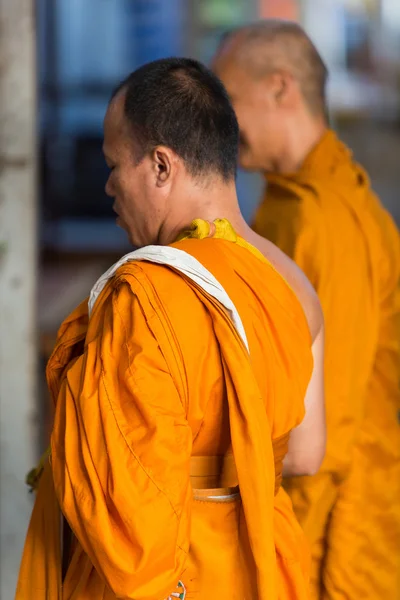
top-left (253, 130), bottom-right (400, 599)
top-left (16, 219), bottom-right (313, 600)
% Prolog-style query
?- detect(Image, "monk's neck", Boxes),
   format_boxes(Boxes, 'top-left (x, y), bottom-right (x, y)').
top-left (273, 119), bottom-right (327, 174)
top-left (157, 184), bottom-right (243, 246)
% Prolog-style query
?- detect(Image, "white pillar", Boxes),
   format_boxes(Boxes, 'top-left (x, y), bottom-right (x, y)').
top-left (0, 0), bottom-right (38, 597)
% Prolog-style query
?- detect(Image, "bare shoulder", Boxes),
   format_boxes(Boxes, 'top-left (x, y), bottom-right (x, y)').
top-left (245, 227), bottom-right (323, 341)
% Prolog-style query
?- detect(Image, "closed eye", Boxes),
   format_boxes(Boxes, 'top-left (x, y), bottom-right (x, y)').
top-left (103, 151), bottom-right (115, 171)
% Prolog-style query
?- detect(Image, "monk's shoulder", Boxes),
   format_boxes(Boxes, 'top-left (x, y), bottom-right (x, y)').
top-left (274, 250), bottom-right (322, 340)
top-left (253, 184), bottom-right (325, 269)
top-left (267, 175), bottom-right (323, 209)
top-left (275, 251), bottom-right (321, 340)
top-left (246, 229), bottom-right (323, 341)
top-left (263, 178), bottom-right (324, 232)
top-left (114, 258), bottom-right (199, 306)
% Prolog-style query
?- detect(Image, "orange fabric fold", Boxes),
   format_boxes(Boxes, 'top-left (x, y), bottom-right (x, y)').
top-left (190, 431), bottom-right (289, 496)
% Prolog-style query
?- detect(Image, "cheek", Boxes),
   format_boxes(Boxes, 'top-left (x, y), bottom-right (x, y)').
top-left (108, 170), bottom-right (129, 199)
top-left (116, 171), bottom-right (136, 203)
top-left (249, 110), bottom-right (274, 147)
top-left (262, 116), bottom-right (281, 147)
top-left (120, 172), bottom-right (149, 221)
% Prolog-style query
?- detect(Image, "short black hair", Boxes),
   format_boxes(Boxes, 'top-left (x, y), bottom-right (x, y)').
top-left (111, 57), bottom-right (239, 182)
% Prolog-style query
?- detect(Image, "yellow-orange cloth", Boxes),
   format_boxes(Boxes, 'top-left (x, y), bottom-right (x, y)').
top-left (191, 431), bottom-right (290, 497)
top-left (253, 130), bottom-right (400, 599)
top-left (16, 219), bottom-right (313, 599)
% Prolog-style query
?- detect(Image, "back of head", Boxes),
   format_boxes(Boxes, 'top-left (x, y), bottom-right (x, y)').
top-left (112, 57), bottom-right (239, 182)
top-left (219, 20), bottom-right (328, 120)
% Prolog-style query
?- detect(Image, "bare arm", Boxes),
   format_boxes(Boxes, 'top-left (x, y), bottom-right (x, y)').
top-left (283, 323), bottom-right (326, 477)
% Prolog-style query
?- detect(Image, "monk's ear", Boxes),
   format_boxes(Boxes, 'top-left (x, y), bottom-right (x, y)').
top-left (267, 71), bottom-right (296, 109)
top-left (151, 146), bottom-right (176, 187)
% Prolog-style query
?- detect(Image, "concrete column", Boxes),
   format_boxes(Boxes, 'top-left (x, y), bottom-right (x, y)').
top-left (0, 0), bottom-right (38, 597)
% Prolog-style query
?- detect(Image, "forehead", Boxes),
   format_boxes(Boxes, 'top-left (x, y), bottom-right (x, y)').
top-left (103, 92), bottom-right (129, 154)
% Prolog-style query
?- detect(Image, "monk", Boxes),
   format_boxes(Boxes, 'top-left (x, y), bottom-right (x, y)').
top-left (16, 57), bottom-right (325, 600)
top-left (214, 21), bottom-right (400, 600)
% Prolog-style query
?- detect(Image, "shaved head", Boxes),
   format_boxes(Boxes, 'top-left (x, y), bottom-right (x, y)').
top-left (218, 20), bottom-right (328, 119)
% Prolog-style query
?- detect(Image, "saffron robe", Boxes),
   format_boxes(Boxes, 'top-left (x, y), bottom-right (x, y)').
top-left (253, 130), bottom-right (400, 599)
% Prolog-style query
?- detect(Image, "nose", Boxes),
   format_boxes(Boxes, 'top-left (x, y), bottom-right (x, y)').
top-left (105, 173), bottom-right (114, 198)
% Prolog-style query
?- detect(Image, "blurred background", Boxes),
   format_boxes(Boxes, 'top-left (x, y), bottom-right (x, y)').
top-left (1, 0), bottom-right (400, 597)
